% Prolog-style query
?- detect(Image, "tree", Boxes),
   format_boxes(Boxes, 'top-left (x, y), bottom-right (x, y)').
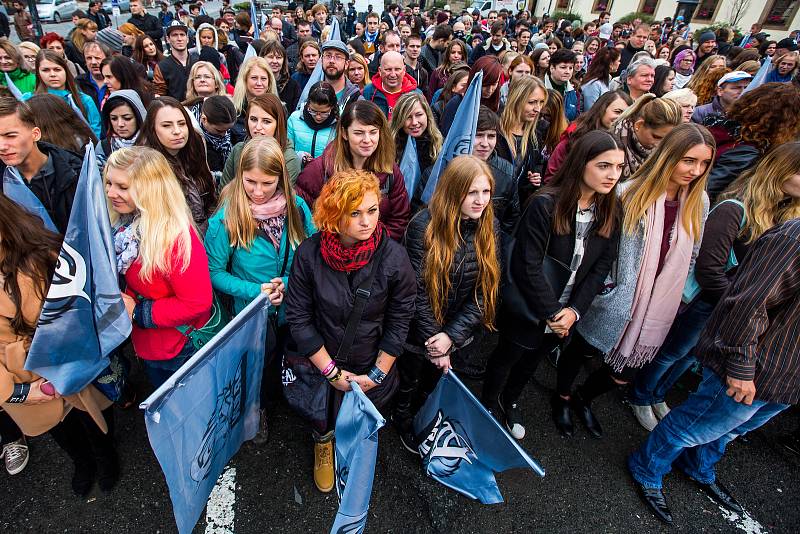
top-left (727, 0), bottom-right (752, 28)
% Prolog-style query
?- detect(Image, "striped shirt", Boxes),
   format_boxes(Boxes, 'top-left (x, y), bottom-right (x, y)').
top-left (697, 218), bottom-right (800, 405)
top-left (558, 204), bottom-right (596, 306)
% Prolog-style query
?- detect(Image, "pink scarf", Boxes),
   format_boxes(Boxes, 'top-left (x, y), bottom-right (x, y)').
top-left (606, 188), bottom-right (695, 372)
top-left (250, 191), bottom-right (287, 249)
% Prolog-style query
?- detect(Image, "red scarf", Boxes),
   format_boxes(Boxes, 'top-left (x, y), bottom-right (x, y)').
top-left (320, 223), bottom-right (385, 272)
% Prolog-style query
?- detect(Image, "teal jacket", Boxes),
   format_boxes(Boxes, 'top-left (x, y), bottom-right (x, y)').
top-left (23, 88), bottom-right (102, 138)
top-left (203, 196), bottom-right (316, 322)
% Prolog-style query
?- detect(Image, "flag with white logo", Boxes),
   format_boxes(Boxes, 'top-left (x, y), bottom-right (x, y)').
top-left (413, 371), bottom-right (545, 504)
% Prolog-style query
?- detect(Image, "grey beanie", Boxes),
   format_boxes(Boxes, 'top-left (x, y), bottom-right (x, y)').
top-left (96, 28), bottom-right (124, 53)
top-left (698, 31), bottom-right (716, 45)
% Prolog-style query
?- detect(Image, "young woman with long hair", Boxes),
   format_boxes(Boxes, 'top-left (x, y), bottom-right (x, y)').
top-left (554, 124), bottom-right (713, 438)
top-left (346, 53), bottom-right (369, 90)
top-left (652, 65), bottom-right (676, 97)
top-left (629, 141), bottom-right (800, 431)
top-left (100, 55), bottom-right (153, 109)
top-left (688, 66), bottom-right (730, 106)
top-left (108, 147), bottom-right (213, 389)
top-left (70, 18), bottom-right (98, 67)
top-left (117, 22), bottom-right (144, 57)
top-left (0, 39), bottom-right (35, 94)
top-left (232, 56), bottom-right (279, 124)
top-left (0, 194), bottom-right (119, 494)
top-left (705, 83), bottom-right (800, 201)
top-left (204, 137), bottom-right (316, 444)
top-left (287, 81), bottom-right (338, 166)
top-left (221, 93), bottom-right (301, 187)
top-left (499, 75), bottom-right (547, 205)
top-left (580, 47), bottom-right (621, 110)
top-left (25, 93), bottom-right (97, 153)
top-left (390, 92), bottom-right (443, 176)
top-left (530, 47), bottom-right (550, 79)
top-left (545, 90), bottom-right (632, 182)
top-left (431, 68), bottom-right (468, 127)
top-left (499, 54), bottom-right (534, 109)
top-left (261, 39), bottom-right (301, 113)
top-left (292, 39), bottom-right (321, 92)
top-left (482, 130), bottom-right (625, 439)
top-left (440, 56), bottom-right (503, 131)
top-left (394, 155), bottom-right (500, 449)
top-left (96, 90), bottom-right (147, 171)
top-left (296, 100), bottom-right (411, 240)
top-left (612, 94), bottom-right (683, 181)
top-left (428, 38), bottom-right (467, 98)
top-left (28, 50), bottom-right (101, 137)
top-left (136, 97), bottom-right (216, 232)
top-left (132, 35), bottom-right (163, 81)
top-left (284, 169), bottom-right (415, 492)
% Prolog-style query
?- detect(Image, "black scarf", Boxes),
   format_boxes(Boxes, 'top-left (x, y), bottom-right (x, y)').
top-left (303, 105), bottom-right (337, 131)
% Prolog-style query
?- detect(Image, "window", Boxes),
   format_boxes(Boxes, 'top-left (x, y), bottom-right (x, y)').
top-left (557, 0), bottom-right (570, 8)
top-left (761, 0), bottom-right (800, 29)
top-left (694, 0), bottom-right (721, 21)
top-left (638, 0), bottom-right (660, 16)
top-left (592, 0), bottom-right (610, 12)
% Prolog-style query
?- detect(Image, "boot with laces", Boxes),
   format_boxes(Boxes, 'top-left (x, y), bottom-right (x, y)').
top-left (313, 431), bottom-right (335, 493)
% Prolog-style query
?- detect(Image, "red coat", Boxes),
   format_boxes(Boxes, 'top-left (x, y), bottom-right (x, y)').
top-left (295, 145), bottom-right (411, 241)
top-left (544, 122), bottom-right (578, 184)
top-left (124, 229), bottom-right (213, 361)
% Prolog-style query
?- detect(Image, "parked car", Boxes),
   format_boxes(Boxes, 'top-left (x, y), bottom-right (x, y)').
top-left (36, 0), bottom-right (78, 23)
top-left (103, 0), bottom-right (131, 14)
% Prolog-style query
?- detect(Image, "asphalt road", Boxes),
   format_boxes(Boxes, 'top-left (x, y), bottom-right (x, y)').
top-left (2, 338), bottom-right (799, 534)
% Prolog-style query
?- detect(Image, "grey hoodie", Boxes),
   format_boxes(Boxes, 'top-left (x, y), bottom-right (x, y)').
top-left (96, 89), bottom-right (148, 170)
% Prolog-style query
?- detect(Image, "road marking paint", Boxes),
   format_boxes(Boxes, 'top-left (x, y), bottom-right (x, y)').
top-left (205, 466), bottom-right (236, 534)
top-left (710, 498), bottom-right (768, 534)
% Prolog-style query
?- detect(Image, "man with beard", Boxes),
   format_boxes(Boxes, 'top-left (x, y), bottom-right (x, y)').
top-left (320, 41), bottom-right (360, 111)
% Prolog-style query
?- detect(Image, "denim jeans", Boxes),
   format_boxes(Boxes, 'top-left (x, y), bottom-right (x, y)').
top-left (629, 298), bottom-right (716, 406)
top-left (142, 342), bottom-right (196, 389)
top-left (628, 367), bottom-right (788, 489)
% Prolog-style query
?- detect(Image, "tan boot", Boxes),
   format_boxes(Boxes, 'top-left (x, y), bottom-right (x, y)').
top-left (313, 433), bottom-right (335, 493)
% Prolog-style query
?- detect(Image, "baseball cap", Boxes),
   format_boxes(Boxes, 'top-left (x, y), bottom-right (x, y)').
top-left (777, 37), bottom-right (799, 51)
top-left (598, 22), bottom-right (613, 40)
top-left (321, 39), bottom-right (350, 57)
top-left (718, 70), bottom-right (753, 86)
top-left (166, 19), bottom-right (189, 35)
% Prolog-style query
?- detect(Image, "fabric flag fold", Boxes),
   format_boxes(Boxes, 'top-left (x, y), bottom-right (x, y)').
top-left (420, 71), bottom-right (483, 204)
top-left (331, 381), bottom-right (385, 534)
top-left (250, 0), bottom-right (260, 40)
top-left (413, 371), bottom-right (545, 504)
top-left (24, 143), bottom-right (131, 396)
top-left (400, 136), bottom-right (420, 199)
top-left (743, 56), bottom-right (771, 94)
top-left (140, 294), bottom-right (269, 534)
top-left (4, 72), bottom-right (23, 100)
top-left (243, 42), bottom-right (258, 64)
top-left (3, 166), bottom-right (58, 232)
top-left (328, 16), bottom-right (341, 42)
top-left (296, 60), bottom-right (324, 111)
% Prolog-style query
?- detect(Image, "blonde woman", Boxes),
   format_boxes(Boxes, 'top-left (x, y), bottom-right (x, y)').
top-left (205, 137), bottom-right (316, 444)
top-left (662, 88), bottom-right (698, 123)
top-left (629, 141), bottom-right (800, 430)
top-left (232, 56), bottom-right (278, 120)
top-left (347, 53), bottom-right (369, 90)
top-left (106, 146), bottom-right (213, 389)
top-left (71, 19), bottom-right (98, 65)
top-left (183, 61), bottom-right (228, 122)
top-left (555, 123), bottom-right (713, 438)
top-left (16, 41), bottom-right (39, 71)
top-left (394, 155), bottom-right (499, 451)
top-left (499, 75), bottom-right (547, 204)
top-left (390, 92), bottom-right (443, 175)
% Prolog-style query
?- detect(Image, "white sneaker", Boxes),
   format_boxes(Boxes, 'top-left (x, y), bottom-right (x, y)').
top-left (631, 404), bottom-right (659, 432)
top-left (652, 402), bottom-right (671, 420)
top-left (3, 437), bottom-right (29, 475)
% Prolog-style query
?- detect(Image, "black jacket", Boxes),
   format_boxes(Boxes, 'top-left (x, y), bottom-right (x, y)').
top-left (486, 153), bottom-right (521, 236)
top-left (285, 232), bottom-right (416, 405)
top-left (127, 13), bottom-right (163, 50)
top-left (618, 42), bottom-right (644, 74)
top-left (155, 52), bottom-right (199, 101)
top-left (87, 10), bottom-right (111, 31)
top-left (403, 209), bottom-right (490, 348)
top-left (419, 43), bottom-right (441, 76)
top-left (0, 142), bottom-right (82, 234)
top-left (502, 193), bottom-right (619, 348)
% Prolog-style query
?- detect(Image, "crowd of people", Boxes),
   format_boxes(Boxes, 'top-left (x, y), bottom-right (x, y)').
top-left (1, 1), bottom-right (800, 527)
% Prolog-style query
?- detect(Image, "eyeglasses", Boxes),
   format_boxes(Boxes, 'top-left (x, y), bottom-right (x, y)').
top-left (323, 53), bottom-right (346, 62)
top-left (306, 108), bottom-right (331, 119)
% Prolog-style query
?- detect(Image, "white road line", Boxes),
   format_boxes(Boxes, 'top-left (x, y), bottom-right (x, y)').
top-left (710, 498), bottom-right (768, 534)
top-left (205, 466), bottom-right (237, 534)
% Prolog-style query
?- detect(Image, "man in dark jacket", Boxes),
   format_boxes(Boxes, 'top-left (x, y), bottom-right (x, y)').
top-left (470, 21), bottom-right (509, 65)
top-left (628, 218), bottom-right (800, 525)
top-left (319, 40), bottom-right (360, 111)
top-left (75, 41), bottom-right (110, 109)
top-left (153, 20), bottom-right (198, 101)
top-left (87, 1), bottom-right (111, 31)
top-left (617, 22), bottom-right (649, 74)
top-left (128, 0), bottom-right (164, 50)
top-left (691, 70), bottom-right (751, 124)
top-left (404, 34), bottom-right (429, 100)
top-left (418, 23), bottom-right (450, 74)
top-left (368, 30), bottom-right (401, 77)
top-left (0, 97), bottom-right (81, 234)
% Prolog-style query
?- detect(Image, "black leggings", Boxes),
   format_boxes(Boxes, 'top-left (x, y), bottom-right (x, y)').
top-left (0, 410), bottom-right (23, 446)
top-left (482, 333), bottom-right (560, 407)
top-left (394, 350), bottom-right (443, 428)
top-left (49, 407), bottom-right (116, 468)
top-left (556, 332), bottom-right (639, 400)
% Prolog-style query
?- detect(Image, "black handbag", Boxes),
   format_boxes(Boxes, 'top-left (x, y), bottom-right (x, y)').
top-left (282, 239), bottom-right (386, 424)
top-left (501, 206), bottom-right (572, 325)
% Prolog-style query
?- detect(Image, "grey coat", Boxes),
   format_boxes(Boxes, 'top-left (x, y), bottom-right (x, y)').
top-left (576, 183), bottom-right (709, 356)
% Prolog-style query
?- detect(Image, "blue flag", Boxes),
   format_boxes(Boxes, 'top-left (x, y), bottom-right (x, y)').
top-left (140, 294), bottom-right (269, 534)
top-left (413, 372), bottom-right (545, 504)
top-left (743, 56), bottom-right (771, 94)
top-left (250, 0), bottom-right (260, 40)
top-left (420, 71), bottom-right (483, 204)
top-left (4, 72), bottom-right (23, 100)
top-left (24, 144), bottom-right (131, 396)
top-left (3, 166), bottom-right (58, 232)
top-left (296, 60), bottom-right (324, 111)
top-left (400, 136), bottom-right (420, 199)
top-left (329, 16), bottom-right (341, 42)
top-left (331, 382), bottom-right (385, 533)
top-left (243, 42), bottom-right (258, 64)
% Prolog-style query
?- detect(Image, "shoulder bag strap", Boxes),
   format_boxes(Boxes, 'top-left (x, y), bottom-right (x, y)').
top-left (335, 239), bottom-right (387, 366)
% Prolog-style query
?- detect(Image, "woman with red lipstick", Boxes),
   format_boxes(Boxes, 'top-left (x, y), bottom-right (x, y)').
top-left (393, 155), bottom-right (500, 453)
top-left (482, 130), bottom-right (625, 440)
top-left (136, 97), bottom-right (216, 234)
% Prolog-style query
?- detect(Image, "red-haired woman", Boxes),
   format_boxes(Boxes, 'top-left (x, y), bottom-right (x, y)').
top-left (284, 169), bottom-right (415, 493)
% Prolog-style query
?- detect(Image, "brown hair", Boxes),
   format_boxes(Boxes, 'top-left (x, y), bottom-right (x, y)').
top-left (330, 100), bottom-right (395, 175)
top-left (246, 93), bottom-right (289, 149)
top-left (727, 82), bottom-right (800, 151)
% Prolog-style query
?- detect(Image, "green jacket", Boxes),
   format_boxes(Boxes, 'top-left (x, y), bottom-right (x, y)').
top-left (5, 68), bottom-right (36, 95)
top-left (220, 139), bottom-right (301, 190)
top-left (204, 196), bottom-right (316, 323)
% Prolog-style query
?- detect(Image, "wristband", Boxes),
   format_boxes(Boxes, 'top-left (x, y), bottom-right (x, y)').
top-left (321, 360), bottom-right (336, 377)
top-left (327, 369), bottom-right (342, 383)
top-left (7, 383), bottom-right (30, 404)
top-left (367, 366), bottom-right (386, 385)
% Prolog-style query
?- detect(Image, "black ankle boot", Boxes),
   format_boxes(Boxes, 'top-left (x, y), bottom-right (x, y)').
top-left (72, 459), bottom-right (96, 497)
top-left (571, 392), bottom-right (603, 438)
top-left (551, 395), bottom-right (574, 438)
top-left (96, 452), bottom-right (120, 494)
